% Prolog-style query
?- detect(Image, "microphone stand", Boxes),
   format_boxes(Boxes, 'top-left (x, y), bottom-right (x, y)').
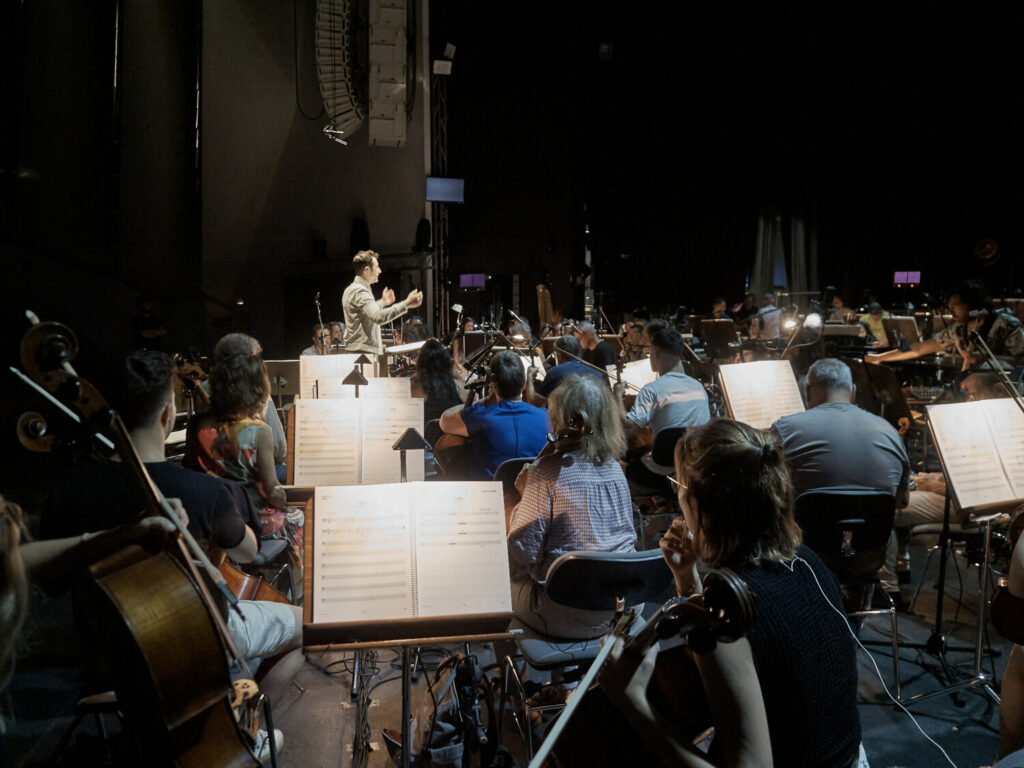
top-left (314, 292), bottom-right (327, 355)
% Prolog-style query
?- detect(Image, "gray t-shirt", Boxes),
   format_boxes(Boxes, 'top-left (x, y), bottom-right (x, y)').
top-left (771, 402), bottom-right (909, 498)
top-left (626, 371), bottom-right (710, 437)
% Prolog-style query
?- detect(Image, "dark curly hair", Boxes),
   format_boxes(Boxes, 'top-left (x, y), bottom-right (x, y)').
top-left (209, 353), bottom-right (268, 419)
top-left (416, 339), bottom-right (460, 403)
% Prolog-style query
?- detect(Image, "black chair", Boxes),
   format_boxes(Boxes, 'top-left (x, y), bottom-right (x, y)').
top-left (424, 418), bottom-right (444, 448)
top-left (645, 426), bottom-right (686, 472)
top-left (493, 456), bottom-right (536, 492)
top-left (629, 427), bottom-right (686, 548)
top-left (795, 490), bottom-right (900, 698)
top-left (498, 549), bottom-right (674, 760)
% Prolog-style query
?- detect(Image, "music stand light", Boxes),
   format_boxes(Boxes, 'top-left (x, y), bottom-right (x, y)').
top-left (392, 428), bottom-right (431, 483)
top-left (342, 366), bottom-right (369, 398)
top-left (354, 353), bottom-right (373, 377)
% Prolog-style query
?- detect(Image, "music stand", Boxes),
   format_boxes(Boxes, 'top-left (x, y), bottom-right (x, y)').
top-left (301, 500), bottom-right (518, 768)
top-left (698, 318), bottom-right (738, 359)
top-left (883, 316), bottom-right (922, 348)
top-left (264, 359), bottom-right (300, 409)
top-left (342, 367), bottom-right (368, 398)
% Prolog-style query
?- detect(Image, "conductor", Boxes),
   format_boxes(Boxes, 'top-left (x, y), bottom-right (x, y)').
top-left (342, 250), bottom-right (423, 354)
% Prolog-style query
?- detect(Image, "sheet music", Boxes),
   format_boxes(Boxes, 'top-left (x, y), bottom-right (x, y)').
top-left (413, 482), bottom-right (511, 617)
top-left (293, 400), bottom-right (360, 486)
top-left (927, 401), bottom-right (1016, 510)
top-left (311, 485), bottom-right (414, 623)
top-left (359, 398), bottom-right (425, 485)
top-left (333, 377), bottom-right (412, 400)
top-left (308, 482), bottom-right (512, 624)
top-left (607, 359), bottom-right (658, 391)
top-left (719, 360), bottom-right (805, 430)
top-left (299, 354), bottom-right (377, 399)
top-left (984, 399), bottom-right (1024, 498)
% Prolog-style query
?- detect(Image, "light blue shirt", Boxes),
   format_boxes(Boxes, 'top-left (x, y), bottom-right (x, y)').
top-left (626, 371), bottom-right (710, 437)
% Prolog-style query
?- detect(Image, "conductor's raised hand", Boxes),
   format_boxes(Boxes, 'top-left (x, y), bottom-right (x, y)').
top-left (380, 287), bottom-right (396, 307)
top-left (405, 289), bottom-right (424, 309)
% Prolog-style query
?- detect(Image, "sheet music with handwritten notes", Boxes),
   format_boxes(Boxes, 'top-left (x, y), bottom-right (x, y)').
top-left (927, 399), bottom-right (1024, 512)
top-left (299, 354), bottom-right (378, 399)
top-left (718, 360), bottom-right (805, 430)
top-left (293, 398), bottom-right (424, 486)
top-left (310, 482), bottom-right (511, 623)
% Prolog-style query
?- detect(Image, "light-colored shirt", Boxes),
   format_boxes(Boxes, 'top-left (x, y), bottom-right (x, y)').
top-left (626, 371), bottom-right (710, 437)
top-left (935, 309), bottom-right (1024, 363)
top-left (771, 402), bottom-right (909, 498)
top-left (858, 312), bottom-right (891, 345)
top-left (300, 345), bottom-right (322, 356)
top-left (756, 305), bottom-right (782, 339)
top-left (507, 453), bottom-right (635, 582)
top-left (342, 275), bottom-right (409, 354)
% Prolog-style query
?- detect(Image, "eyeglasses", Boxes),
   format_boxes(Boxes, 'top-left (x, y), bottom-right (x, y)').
top-left (667, 475), bottom-right (687, 492)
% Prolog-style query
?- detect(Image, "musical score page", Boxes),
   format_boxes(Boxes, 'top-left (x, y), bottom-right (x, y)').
top-left (719, 360), bottom-right (805, 430)
top-left (606, 359), bottom-right (658, 391)
top-left (927, 400), bottom-right (1022, 511)
top-left (309, 482), bottom-right (511, 624)
top-left (299, 354), bottom-right (376, 399)
top-left (293, 399), bottom-right (360, 486)
top-left (332, 377), bottom-right (412, 400)
top-left (360, 398), bottom-right (425, 485)
top-left (984, 398), bottom-right (1024, 498)
top-left (413, 482), bottom-right (511, 617)
top-left (311, 484), bottom-right (414, 623)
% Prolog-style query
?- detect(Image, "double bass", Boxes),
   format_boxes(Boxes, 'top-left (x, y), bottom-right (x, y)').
top-left (14, 316), bottom-right (264, 767)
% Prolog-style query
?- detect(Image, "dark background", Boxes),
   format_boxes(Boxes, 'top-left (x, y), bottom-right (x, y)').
top-left (2, 1), bottom-right (1023, 358)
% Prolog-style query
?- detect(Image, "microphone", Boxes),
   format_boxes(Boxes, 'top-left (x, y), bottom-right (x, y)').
top-left (508, 309), bottom-right (526, 326)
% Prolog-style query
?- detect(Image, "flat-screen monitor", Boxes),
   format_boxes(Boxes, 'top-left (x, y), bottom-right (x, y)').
top-left (459, 273), bottom-right (485, 290)
top-left (893, 271), bottom-right (921, 285)
top-left (426, 177), bottom-right (465, 203)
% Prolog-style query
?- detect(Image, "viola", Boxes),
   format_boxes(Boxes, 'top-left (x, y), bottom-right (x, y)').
top-left (14, 316), bottom-right (262, 766)
top-left (212, 548), bottom-right (292, 606)
top-left (990, 508), bottom-right (1024, 644)
top-left (543, 569), bottom-right (757, 768)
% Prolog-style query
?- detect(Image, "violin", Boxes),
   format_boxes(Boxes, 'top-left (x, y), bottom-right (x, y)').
top-left (13, 315), bottom-right (262, 766)
top-left (543, 568), bottom-right (757, 768)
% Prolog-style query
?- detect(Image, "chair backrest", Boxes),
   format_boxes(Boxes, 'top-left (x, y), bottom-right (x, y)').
top-left (650, 427), bottom-right (686, 468)
top-left (493, 456), bottom-right (536, 491)
top-left (794, 490), bottom-right (896, 557)
top-left (544, 550), bottom-right (673, 611)
top-left (424, 418), bottom-right (444, 448)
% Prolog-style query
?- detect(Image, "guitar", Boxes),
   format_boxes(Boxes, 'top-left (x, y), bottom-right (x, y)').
top-left (16, 318), bottom-right (262, 767)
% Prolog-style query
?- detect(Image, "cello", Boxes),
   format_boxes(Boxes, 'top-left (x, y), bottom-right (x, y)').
top-left (14, 316), bottom-right (264, 767)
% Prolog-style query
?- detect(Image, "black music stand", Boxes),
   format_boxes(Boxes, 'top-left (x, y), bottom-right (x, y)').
top-left (264, 359), bottom-right (300, 410)
top-left (342, 367), bottom-right (369, 398)
top-left (393, 429), bottom-right (430, 483)
top-left (301, 500), bottom-right (518, 768)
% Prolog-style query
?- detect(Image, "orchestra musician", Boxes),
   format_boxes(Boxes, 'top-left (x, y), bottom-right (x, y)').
top-left (750, 293), bottom-right (782, 340)
top-left (342, 250), bottom-right (423, 354)
top-left (206, 333), bottom-right (288, 482)
top-left (301, 323), bottom-right (332, 356)
top-left (617, 326), bottom-right (710, 488)
top-left (439, 350), bottom-right (550, 479)
top-left (187, 351), bottom-right (304, 574)
top-left (711, 298), bottom-right (729, 319)
top-left (659, 419), bottom-right (864, 767)
top-left (507, 374), bottom-right (635, 639)
top-left (415, 339), bottom-right (466, 422)
top-left (828, 294), bottom-right (858, 324)
top-left (524, 334), bottom-right (604, 405)
top-left (866, 281), bottom-right (1024, 370)
top-left (575, 320), bottom-right (617, 370)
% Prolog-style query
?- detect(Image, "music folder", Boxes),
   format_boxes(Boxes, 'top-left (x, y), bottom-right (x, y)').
top-left (926, 399), bottom-right (1024, 516)
top-left (302, 481), bottom-right (513, 644)
top-left (718, 360), bottom-right (805, 430)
